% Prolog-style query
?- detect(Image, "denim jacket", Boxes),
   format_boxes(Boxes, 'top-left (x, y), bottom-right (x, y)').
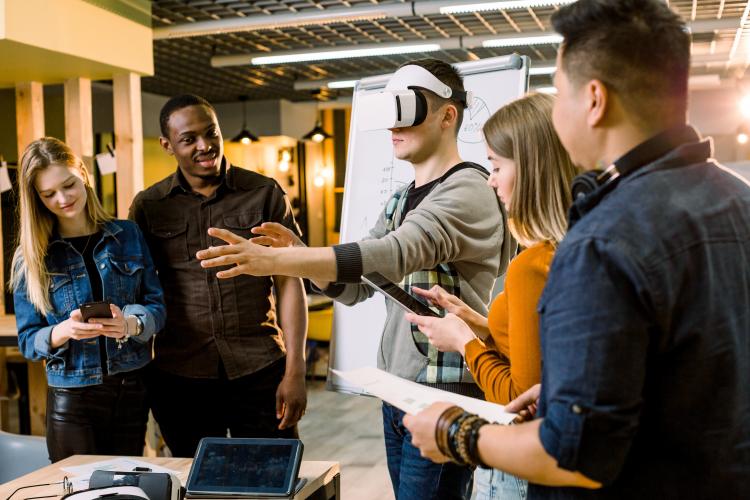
top-left (15, 220), bottom-right (166, 388)
top-left (530, 128), bottom-right (750, 498)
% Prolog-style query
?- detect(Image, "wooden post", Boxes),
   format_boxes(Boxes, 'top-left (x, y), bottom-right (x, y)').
top-left (16, 82), bottom-right (45, 158)
top-left (113, 73), bottom-right (144, 218)
top-left (64, 77), bottom-right (94, 171)
top-left (15, 82), bottom-right (47, 436)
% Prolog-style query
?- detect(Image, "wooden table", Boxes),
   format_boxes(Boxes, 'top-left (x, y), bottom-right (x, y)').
top-left (0, 314), bottom-right (17, 347)
top-left (0, 455), bottom-right (340, 500)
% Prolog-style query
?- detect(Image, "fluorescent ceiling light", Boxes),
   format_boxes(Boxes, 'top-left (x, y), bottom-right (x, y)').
top-left (327, 80), bottom-right (358, 89)
top-left (535, 86), bottom-right (558, 94)
top-left (483, 34), bottom-right (563, 48)
top-left (440, 0), bottom-right (576, 14)
top-left (529, 65), bottom-right (556, 76)
top-left (251, 44), bottom-right (442, 65)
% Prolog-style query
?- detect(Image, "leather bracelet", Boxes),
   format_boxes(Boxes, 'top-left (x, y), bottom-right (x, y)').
top-left (466, 417), bottom-right (490, 468)
top-left (435, 406), bottom-right (463, 460)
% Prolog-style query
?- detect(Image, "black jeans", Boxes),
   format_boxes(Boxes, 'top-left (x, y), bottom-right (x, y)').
top-left (46, 370), bottom-right (148, 463)
top-left (146, 359), bottom-right (297, 458)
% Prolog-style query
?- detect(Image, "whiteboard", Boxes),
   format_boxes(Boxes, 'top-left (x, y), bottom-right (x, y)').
top-left (328, 55), bottom-right (529, 394)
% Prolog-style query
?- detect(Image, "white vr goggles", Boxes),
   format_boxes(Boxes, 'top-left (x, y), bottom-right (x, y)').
top-left (358, 65), bottom-right (473, 131)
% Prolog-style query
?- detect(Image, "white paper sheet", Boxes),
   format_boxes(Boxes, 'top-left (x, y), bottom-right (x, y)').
top-left (62, 457), bottom-right (183, 491)
top-left (96, 152), bottom-right (118, 175)
top-left (332, 366), bottom-right (517, 425)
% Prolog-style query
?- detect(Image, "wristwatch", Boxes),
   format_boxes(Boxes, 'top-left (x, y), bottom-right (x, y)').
top-left (126, 315), bottom-right (144, 337)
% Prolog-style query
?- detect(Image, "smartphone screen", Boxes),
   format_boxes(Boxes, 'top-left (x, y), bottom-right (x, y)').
top-left (80, 301), bottom-right (113, 322)
top-left (361, 272), bottom-right (444, 318)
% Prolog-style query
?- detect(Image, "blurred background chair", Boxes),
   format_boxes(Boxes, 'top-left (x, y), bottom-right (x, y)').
top-left (0, 430), bottom-right (49, 483)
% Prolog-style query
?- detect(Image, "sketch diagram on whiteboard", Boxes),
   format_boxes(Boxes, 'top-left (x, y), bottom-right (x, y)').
top-left (379, 157), bottom-right (409, 205)
top-left (458, 96), bottom-right (492, 145)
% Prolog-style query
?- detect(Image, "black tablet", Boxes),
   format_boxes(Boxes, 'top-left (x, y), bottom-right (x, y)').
top-left (186, 438), bottom-right (304, 498)
top-left (362, 272), bottom-right (444, 318)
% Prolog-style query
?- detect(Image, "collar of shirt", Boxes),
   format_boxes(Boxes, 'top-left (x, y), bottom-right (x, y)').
top-left (49, 220), bottom-right (123, 246)
top-left (165, 157), bottom-right (237, 197)
top-left (612, 125), bottom-right (700, 178)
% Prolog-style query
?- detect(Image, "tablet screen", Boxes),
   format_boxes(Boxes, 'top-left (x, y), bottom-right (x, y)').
top-left (187, 438), bottom-right (303, 497)
top-left (362, 272), bottom-right (444, 317)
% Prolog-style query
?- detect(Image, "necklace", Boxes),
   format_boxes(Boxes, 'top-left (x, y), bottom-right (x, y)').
top-left (81, 233), bottom-right (94, 255)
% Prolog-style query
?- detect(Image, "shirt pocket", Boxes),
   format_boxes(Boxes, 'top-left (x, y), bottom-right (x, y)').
top-left (151, 220), bottom-right (189, 263)
top-left (49, 273), bottom-right (74, 315)
top-left (109, 257), bottom-right (144, 304)
top-left (222, 211), bottom-right (263, 240)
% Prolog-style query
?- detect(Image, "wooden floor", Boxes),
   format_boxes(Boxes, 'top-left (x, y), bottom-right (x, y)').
top-left (299, 380), bottom-right (394, 500)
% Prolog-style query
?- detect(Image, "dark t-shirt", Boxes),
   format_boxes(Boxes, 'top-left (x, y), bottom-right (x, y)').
top-left (401, 162), bottom-right (487, 223)
top-left (65, 231), bottom-right (106, 373)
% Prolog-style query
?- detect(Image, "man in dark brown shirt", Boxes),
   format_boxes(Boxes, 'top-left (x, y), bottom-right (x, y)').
top-left (129, 94), bottom-right (307, 457)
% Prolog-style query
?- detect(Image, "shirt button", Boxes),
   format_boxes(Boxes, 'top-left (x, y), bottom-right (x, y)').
top-left (571, 404), bottom-right (583, 414)
top-left (100, 263), bottom-right (106, 269)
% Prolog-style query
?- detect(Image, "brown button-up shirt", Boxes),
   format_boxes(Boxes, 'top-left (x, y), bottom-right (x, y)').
top-left (129, 162), bottom-right (301, 379)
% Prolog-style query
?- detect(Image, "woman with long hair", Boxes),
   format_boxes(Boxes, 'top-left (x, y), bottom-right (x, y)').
top-left (11, 137), bottom-right (165, 462)
top-left (406, 92), bottom-right (579, 499)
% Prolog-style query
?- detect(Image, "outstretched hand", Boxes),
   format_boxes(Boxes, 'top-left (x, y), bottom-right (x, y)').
top-left (196, 228), bottom-right (278, 277)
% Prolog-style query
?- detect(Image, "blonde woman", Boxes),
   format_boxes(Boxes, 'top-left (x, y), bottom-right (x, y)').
top-left (11, 137), bottom-right (165, 462)
top-left (406, 93), bottom-right (579, 499)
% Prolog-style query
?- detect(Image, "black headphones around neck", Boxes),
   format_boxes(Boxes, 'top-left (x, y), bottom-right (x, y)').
top-left (571, 163), bottom-right (621, 201)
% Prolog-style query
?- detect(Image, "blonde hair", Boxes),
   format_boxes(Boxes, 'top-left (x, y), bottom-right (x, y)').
top-left (10, 137), bottom-right (112, 315)
top-left (482, 93), bottom-right (579, 245)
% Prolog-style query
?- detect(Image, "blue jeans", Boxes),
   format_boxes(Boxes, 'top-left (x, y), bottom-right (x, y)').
top-left (382, 402), bottom-right (474, 500)
top-left (473, 467), bottom-right (527, 500)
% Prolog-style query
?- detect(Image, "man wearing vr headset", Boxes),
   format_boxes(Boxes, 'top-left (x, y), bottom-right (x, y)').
top-left (197, 59), bottom-right (509, 499)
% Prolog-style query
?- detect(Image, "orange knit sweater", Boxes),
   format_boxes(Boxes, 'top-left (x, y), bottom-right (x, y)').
top-left (464, 241), bottom-right (554, 405)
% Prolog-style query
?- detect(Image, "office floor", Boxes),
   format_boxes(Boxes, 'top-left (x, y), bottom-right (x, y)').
top-left (299, 380), bottom-right (393, 500)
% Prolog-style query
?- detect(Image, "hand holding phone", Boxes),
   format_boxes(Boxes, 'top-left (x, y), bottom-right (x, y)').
top-left (50, 305), bottom-right (108, 349)
top-left (80, 301), bottom-right (114, 322)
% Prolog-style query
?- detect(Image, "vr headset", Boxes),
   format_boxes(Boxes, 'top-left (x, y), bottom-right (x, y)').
top-left (358, 65), bottom-right (473, 131)
top-left (86, 470), bottom-right (183, 500)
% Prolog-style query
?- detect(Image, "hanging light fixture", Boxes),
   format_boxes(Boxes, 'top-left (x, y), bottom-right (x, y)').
top-left (302, 121), bottom-right (332, 143)
top-left (231, 95), bottom-right (259, 144)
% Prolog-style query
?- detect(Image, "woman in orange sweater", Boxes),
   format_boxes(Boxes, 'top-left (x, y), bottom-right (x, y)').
top-left (407, 92), bottom-right (578, 499)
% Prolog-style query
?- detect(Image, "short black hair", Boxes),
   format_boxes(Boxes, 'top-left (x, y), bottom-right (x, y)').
top-left (552, 0), bottom-right (690, 128)
top-left (159, 94), bottom-right (216, 137)
top-left (401, 58), bottom-right (465, 135)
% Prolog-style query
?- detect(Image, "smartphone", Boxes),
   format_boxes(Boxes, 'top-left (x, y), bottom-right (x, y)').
top-left (361, 272), bottom-right (445, 318)
top-left (80, 301), bottom-right (114, 322)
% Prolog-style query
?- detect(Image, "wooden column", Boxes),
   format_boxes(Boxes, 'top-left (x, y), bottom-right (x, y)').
top-left (16, 82), bottom-right (45, 158)
top-left (15, 82), bottom-right (47, 436)
top-left (113, 73), bottom-right (144, 218)
top-left (64, 77), bottom-right (94, 167)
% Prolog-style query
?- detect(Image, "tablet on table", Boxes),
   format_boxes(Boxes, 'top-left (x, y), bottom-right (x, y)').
top-left (185, 438), bottom-right (304, 498)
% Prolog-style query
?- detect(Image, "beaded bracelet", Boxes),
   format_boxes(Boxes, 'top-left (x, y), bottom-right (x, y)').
top-left (450, 413), bottom-right (490, 468)
top-left (455, 414), bottom-right (482, 465)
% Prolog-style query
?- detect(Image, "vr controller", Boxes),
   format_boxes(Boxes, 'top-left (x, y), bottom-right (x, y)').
top-left (358, 65), bottom-right (473, 131)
